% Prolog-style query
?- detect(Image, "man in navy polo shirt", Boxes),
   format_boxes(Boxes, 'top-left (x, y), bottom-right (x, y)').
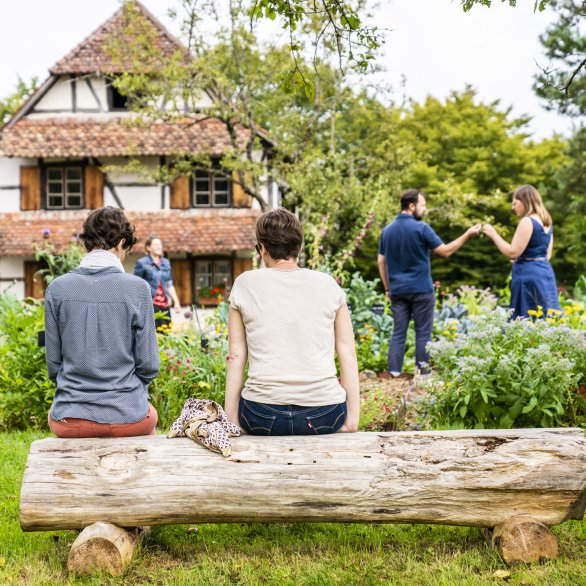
top-left (377, 189), bottom-right (480, 377)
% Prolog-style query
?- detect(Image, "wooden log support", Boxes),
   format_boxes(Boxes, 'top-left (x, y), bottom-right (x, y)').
top-left (490, 516), bottom-right (558, 565)
top-left (67, 522), bottom-right (149, 576)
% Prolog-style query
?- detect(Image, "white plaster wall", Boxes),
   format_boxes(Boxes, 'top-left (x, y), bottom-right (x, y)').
top-left (0, 257), bottom-right (25, 297)
top-left (0, 157), bottom-right (36, 212)
top-left (76, 77), bottom-right (103, 110)
top-left (33, 77), bottom-right (72, 112)
top-left (0, 279), bottom-right (25, 297)
top-left (102, 156), bottom-right (161, 183)
top-left (114, 186), bottom-right (161, 211)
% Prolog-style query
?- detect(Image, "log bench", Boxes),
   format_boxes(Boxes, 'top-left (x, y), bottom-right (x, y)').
top-left (20, 428), bottom-right (586, 575)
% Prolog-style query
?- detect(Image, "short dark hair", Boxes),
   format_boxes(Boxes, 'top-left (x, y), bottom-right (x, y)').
top-left (80, 207), bottom-right (137, 252)
top-left (255, 207), bottom-right (303, 260)
top-left (400, 189), bottom-right (422, 211)
top-left (144, 234), bottom-right (162, 253)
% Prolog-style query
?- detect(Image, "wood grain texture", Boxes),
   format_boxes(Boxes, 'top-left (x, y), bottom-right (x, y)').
top-left (491, 515), bottom-right (559, 564)
top-left (67, 522), bottom-right (149, 575)
top-left (20, 429), bottom-right (586, 531)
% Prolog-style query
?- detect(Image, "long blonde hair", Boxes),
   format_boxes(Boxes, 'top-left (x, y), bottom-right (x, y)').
top-left (513, 185), bottom-right (552, 227)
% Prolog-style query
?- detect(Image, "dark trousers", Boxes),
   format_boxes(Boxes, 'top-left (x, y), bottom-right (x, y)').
top-left (388, 292), bottom-right (435, 374)
top-left (239, 398), bottom-right (347, 436)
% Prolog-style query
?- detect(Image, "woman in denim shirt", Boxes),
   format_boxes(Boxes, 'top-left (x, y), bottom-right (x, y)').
top-left (134, 236), bottom-right (181, 331)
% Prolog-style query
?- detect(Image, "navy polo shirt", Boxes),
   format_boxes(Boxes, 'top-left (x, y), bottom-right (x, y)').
top-left (378, 214), bottom-right (443, 295)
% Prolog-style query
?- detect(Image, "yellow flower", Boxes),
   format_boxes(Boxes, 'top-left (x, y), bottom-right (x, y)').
top-left (527, 310), bottom-right (537, 317)
top-left (442, 330), bottom-right (450, 336)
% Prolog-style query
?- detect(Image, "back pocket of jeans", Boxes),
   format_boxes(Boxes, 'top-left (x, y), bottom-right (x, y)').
top-left (306, 404), bottom-right (346, 435)
top-left (240, 401), bottom-right (276, 436)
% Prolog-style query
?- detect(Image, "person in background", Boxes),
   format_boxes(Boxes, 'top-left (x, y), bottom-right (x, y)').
top-left (377, 189), bottom-right (481, 378)
top-left (482, 184), bottom-right (560, 319)
top-left (134, 236), bottom-right (181, 331)
top-left (224, 208), bottom-right (360, 435)
top-left (45, 207), bottom-right (160, 438)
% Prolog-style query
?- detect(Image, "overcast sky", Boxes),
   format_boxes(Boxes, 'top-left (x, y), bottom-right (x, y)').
top-left (0, 0), bottom-right (572, 139)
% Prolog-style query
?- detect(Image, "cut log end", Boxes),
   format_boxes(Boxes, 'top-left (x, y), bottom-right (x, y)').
top-left (67, 521), bottom-right (148, 576)
top-left (491, 516), bottom-right (558, 565)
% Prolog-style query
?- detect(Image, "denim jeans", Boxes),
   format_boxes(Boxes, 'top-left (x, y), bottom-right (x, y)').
top-left (388, 292), bottom-right (435, 373)
top-left (239, 398), bottom-right (347, 436)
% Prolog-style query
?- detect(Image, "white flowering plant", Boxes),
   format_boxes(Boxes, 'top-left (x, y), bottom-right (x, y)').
top-left (420, 307), bottom-right (586, 429)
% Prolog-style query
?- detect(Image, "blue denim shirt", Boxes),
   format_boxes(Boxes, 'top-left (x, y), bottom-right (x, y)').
top-left (45, 265), bottom-right (160, 424)
top-left (134, 255), bottom-right (174, 301)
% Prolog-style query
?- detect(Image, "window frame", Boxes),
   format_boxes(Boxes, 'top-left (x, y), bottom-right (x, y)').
top-left (42, 163), bottom-right (85, 210)
top-left (191, 169), bottom-right (232, 208)
top-left (192, 257), bottom-right (233, 302)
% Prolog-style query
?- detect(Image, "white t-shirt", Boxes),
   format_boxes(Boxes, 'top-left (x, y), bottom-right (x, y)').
top-left (229, 268), bottom-right (347, 406)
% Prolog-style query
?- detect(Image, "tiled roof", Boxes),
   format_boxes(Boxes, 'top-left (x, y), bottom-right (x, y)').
top-left (50, 1), bottom-right (191, 75)
top-left (0, 117), bottom-right (250, 158)
top-left (0, 209), bottom-right (259, 256)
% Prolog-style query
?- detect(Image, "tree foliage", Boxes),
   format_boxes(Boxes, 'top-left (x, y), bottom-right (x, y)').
top-left (0, 78), bottom-right (38, 128)
top-left (534, 0), bottom-right (586, 116)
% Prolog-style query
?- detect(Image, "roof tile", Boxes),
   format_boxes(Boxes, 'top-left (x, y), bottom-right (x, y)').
top-left (0, 117), bottom-right (250, 158)
top-left (0, 209), bottom-right (259, 256)
top-left (50, 1), bottom-right (190, 75)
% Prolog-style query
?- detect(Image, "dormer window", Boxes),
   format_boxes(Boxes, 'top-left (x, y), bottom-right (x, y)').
top-left (107, 82), bottom-right (129, 111)
top-left (45, 166), bottom-right (83, 209)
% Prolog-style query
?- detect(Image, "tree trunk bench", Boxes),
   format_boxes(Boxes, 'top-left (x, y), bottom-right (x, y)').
top-left (20, 428), bottom-right (586, 575)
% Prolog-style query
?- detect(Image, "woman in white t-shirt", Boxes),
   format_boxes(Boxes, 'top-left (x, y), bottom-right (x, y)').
top-left (224, 208), bottom-right (360, 435)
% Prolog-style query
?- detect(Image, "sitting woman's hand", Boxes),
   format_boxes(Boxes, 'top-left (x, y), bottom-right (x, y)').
top-left (338, 413), bottom-right (359, 433)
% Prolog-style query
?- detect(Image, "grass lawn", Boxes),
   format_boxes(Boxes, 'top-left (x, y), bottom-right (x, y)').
top-left (1, 431), bottom-right (584, 586)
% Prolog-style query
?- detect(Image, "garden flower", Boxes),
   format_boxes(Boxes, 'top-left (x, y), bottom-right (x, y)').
top-left (42, 228), bottom-right (51, 238)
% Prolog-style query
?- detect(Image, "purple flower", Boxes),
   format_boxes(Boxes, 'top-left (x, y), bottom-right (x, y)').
top-left (42, 228), bottom-right (51, 238)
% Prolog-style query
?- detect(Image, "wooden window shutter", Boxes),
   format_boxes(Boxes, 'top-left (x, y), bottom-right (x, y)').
top-left (170, 176), bottom-right (190, 209)
top-left (24, 261), bottom-right (45, 299)
top-left (20, 167), bottom-right (41, 211)
top-left (170, 259), bottom-right (192, 305)
top-left (233, 258), bottom-right (253, 281)
top-left (232, 172), bottom-right (252, 208)
top-left (84, 166), bottom-right (105, 209)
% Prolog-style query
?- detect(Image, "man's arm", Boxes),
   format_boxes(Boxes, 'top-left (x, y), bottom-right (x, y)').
top-left (377, 254), bottom-right (390, 296)
top-left (433, 224), bottom-right (481, 258)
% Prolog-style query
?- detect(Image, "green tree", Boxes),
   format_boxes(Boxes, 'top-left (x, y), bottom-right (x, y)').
top-left (394, 89), bottom-right (570, 288)
top-left (534, 0), bottom-right (586, 117)
top-left (0, 78), bottom-right (38, 128)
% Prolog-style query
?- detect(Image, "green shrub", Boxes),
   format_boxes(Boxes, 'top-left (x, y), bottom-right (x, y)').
top-left (344, 272), bottom-right (393, 372)
top-left (421, 307), bottom-right (586, 429)
top-left (0, 293), bottom-right (53, 430)
top-left (149, 318), bottom-right (229, 430)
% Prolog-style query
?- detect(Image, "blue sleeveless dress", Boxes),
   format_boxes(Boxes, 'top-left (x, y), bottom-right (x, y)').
top-left (510, 217), bottom-right (560, 319)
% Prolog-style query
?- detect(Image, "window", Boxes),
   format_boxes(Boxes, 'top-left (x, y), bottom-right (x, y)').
top-left (194, 259), bottom-right (232, 300)
top-left (46, 166), bottom-right (83, 209)
top-left (193, 170), bottom-right (231, 207)
top-left (107, 83), bottom-right (129, 111)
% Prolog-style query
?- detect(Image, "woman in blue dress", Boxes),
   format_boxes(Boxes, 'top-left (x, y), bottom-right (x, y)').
top-left (482, 185), bottom-right (560, 319)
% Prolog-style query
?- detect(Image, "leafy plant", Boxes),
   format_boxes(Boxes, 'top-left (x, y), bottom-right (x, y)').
top-left (0, 293), bottom-right (53, 430)
top-left (344, 272), bottom-right (393, 372)
top-left (149, 317), bottom-right (230, 429)
top-left (421, 307), bottom-right (586, 429)
top-left (34, 240), bottom-right (85, 285)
